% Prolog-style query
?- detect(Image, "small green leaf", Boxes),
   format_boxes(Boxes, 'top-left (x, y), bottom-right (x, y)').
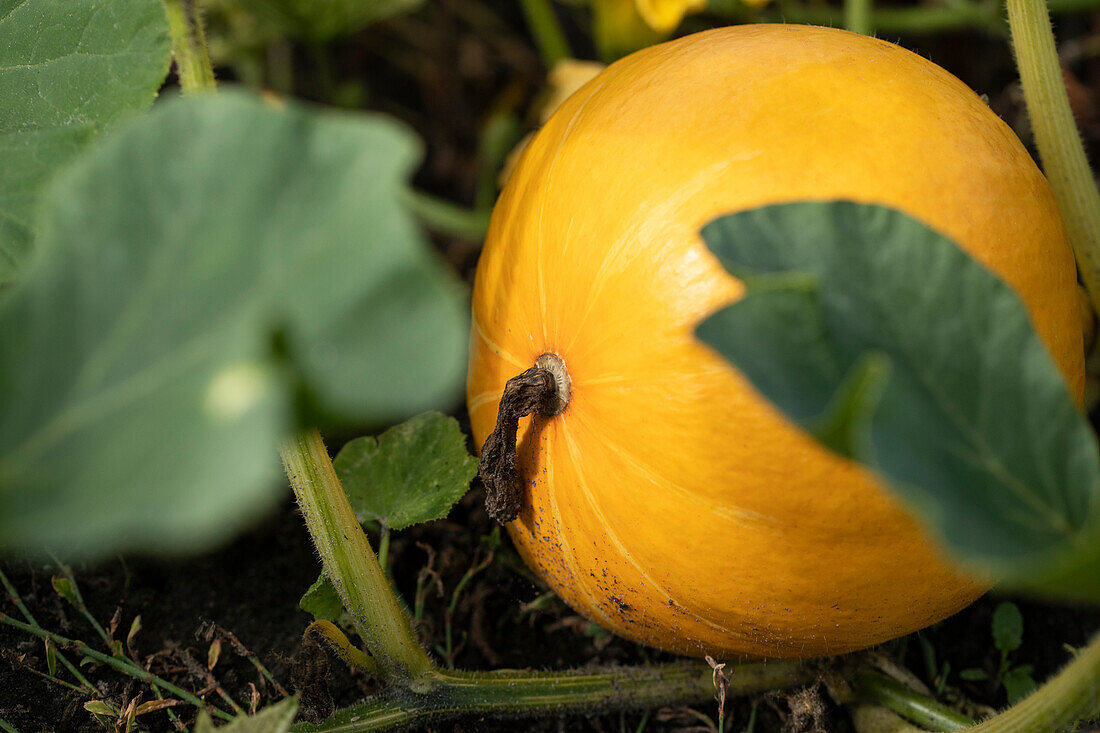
top-left (193, 696), bottom-right (298, 733)
top-left (0, 0), bottom-right (171, 284)
top-left (299, 575), bottom-right (343, 622)
top-left (697, 201), bottom-right (1100, 600)
top-left (50, 576), bottom-right (77, 607)
top-left (334, 412), bottom-right (477, 531)
top-left (1002, 665), bottom-right (1036, 704)
top-left (959, 668), bottom-right (989, 682)
top-left (83, 700), bottom-right (116, 716)
top-left (0, 91), bottom-right (468, 557)
top-left (991, 602), bottom-right (1024, 654)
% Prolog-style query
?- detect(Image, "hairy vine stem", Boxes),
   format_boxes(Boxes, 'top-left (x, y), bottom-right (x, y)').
top-left (162, 0), bottom-right (217, 95)
top-left (1006, 0), bottom-right (1100, 314)
top-left (280, 431), bottom-right (432, 682)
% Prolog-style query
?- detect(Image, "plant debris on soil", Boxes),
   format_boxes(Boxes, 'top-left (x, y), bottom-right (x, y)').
top-left (5, 1), bottom-right (1100, 730)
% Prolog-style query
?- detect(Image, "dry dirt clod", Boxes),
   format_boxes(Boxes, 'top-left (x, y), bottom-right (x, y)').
top-left (291, 631), bottom-right (333, 724)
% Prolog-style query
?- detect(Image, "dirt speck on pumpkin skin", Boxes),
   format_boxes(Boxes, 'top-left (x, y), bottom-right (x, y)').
top-left (610, 596), bottom-right (632, 613)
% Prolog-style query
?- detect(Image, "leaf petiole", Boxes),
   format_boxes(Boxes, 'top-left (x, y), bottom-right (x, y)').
top-left (162, 0), bottom-right (217, 94)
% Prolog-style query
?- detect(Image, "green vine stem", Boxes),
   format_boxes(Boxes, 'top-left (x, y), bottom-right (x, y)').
top-left (306, 620), bottom-right (381, 676)
top-left (399, 189), bottom-right (492, 241)
top-left (965, 631), bottom-right (1100, 732)
top-left (1006, 0), bottom-right (1100, 313)
top-left (280, 429), bottom-right (812, 731)
top-left (518, 0), bottom-right (572, 68)
top-left (853, 633), bottom-right (1100, 732)
top-left (294, 661), bottom-right (808, 733)
top-left (853, 672), bottom-right (975, 731)
top-left (280, 431), bottom-right (433, 682)
top-left (162, 0), bottom-right (217, 95)
top-left (844, 0), bottom-right (874, 36)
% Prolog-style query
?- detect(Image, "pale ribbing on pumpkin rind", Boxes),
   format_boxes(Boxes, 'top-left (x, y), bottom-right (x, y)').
top-left (468, 25), bottom-right (1081, 658)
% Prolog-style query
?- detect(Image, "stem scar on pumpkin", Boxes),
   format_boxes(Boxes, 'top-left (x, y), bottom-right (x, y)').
top-left (479, 353), bottom-right (571, 523)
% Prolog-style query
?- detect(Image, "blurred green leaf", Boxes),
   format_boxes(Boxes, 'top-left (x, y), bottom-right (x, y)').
top-left (0, 91), bottom-right (468, 557)
top-left (992, 602), bottom-right (1024, 654)
top-left (0, 0), bottom-right (170, 285)
top-left (335, 412), bottom-right (476, 531)
top-left (194, 696), bottom-right (298, 732)
top-left (960, 668), bottom-right (990, 682)
top-left (1002, 665), bottom-right (1036, 704)
top-left (300, 575), bottom-right (343, 622)
top-left (239, 0), bottom-right (423, 41)
top-left (697, 201), bottom-right (1100, 601)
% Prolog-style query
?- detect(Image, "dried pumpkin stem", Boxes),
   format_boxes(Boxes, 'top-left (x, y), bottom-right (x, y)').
top-left (478, 354), bottom-right (570, 523)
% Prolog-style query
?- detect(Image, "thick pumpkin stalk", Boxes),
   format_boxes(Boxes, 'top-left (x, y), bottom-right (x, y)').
top-left (281, 431), bottom-right (431, 682)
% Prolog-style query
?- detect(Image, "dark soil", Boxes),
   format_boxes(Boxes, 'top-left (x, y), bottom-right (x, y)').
top-left (5, 1), bottom-right (1100, 731)
top-left (3, 482), bottom-right (1099, 732)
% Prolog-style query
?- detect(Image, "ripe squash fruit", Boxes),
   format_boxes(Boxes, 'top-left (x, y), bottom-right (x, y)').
top-left (467, 24), bottom-right (1085, 658)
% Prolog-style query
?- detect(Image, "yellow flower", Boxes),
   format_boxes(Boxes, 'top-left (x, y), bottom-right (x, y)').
top-left (633, 0), bottom-right (707, 32)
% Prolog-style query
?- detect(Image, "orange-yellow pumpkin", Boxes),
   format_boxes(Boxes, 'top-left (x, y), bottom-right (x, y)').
top-left (467, 24), bottom-right (1085, 658)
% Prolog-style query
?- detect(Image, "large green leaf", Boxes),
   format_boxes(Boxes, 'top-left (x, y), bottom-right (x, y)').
top-left (0, 0), bottom-right (170, 285)
top-left (0, 91), bottom-right (468, 557)
top-left (334, 412), bottom-right (476, 531)
top-left (697, 201), bottom-right (1100, 601)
